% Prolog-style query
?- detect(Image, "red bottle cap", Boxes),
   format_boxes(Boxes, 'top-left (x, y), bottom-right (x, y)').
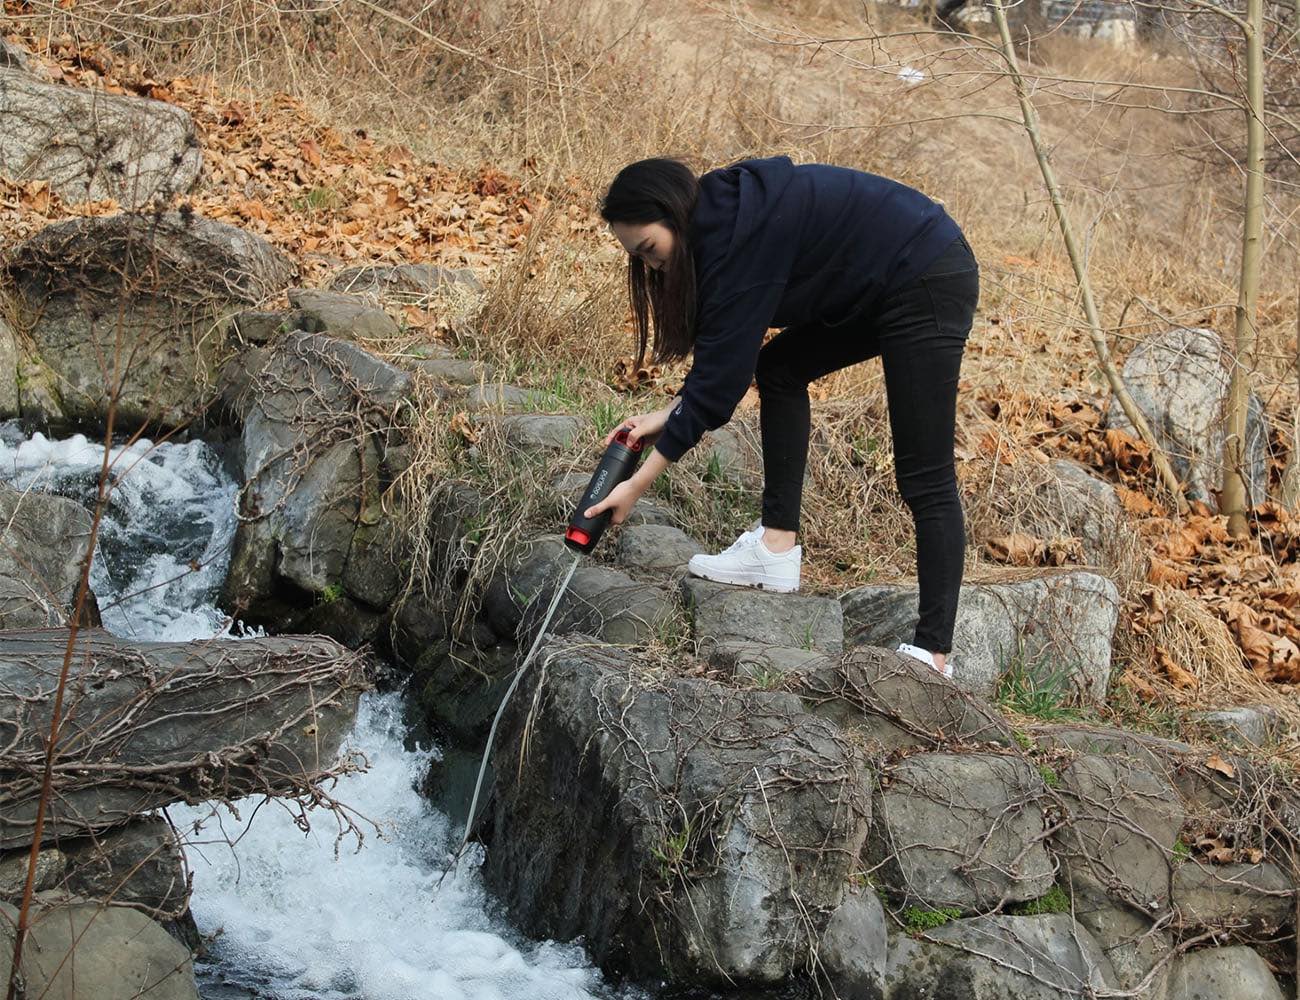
top-left (566, 526), bottom-right (591, 547)
top-left (613, 428), bottom-right (644, 452)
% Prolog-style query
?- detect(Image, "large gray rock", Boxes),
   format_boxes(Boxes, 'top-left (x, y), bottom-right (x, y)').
top-left (684, 577), bottom-right (844, 654)
top-left (1031, 458), bottom-right (1135, 568)
top-left (0, 848), bottom-right (66, 899)
top-left (221, 331), bottom-right (411, 621)
top-left (1072, 886), bottom-right (1172, 1000)
top-left (327, 262), bottom-right (482, 300)
top-left (485, 412), bottom-right (585, 451)
top-left (867, 752), bottom-right (1055, 912)
top-left (795, 646), bottom-right (1013, 751)
top-left (485, 637), bottom-right (872, 986)
top-left (615, 523), bottom-right (704, 572)
top-left (7, 212), bottom-right (293, 429)
top-left (414, 357), bottom-right (491, 385)
top-left (0, 896), bottom-right (198, 1000)
top-left (1053, 754), bottom-right (1185, 913)
top-left (482, 536), bottom-right (676, 646)
top-left (1188, 705), bottom-right (1284, 748)
top-left (0, 628), bottom-right (367, 847)
top-left (0, 484), bottom-right (100, 628)
top-left (1166, 945), bottom-right (1284, 1000)
top-left (701, 422), bottom-right (762, 486)
top-left (463, 382), bottom-right (538, 411)
top-left (843, 571), bottom-right (1120, 702)
top-left (1106, 327), bottom-right (1271, 510)
top-left (1171, 861), bottom-right (1294, 936)
top-left (884, 914), bottom-right (1114, 999)
top-left (287, 287), bottom-right (401, 340)
top-left (710, 642), bottom-right (827, 686)
top-left (0, 38), bottom-right (31, 71)
top-left (62, 816), bottom-right (188, 918)
top-left (819, 888), bottom-right (887, 1000)
top-left (0, 67), bottom-right (202, 207)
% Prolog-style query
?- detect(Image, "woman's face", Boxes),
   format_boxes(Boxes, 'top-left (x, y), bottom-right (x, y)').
top-left (610, 221), bottom-right (674, 271)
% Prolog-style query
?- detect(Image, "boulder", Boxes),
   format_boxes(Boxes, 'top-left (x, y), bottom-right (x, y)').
top-left (287, 287), bottom-right (401, 340)
top-left (1171, 861), bottom-right (1294, 936)
top-left (327, 262), bottom-right (482, 300)
top-left (229, 308), bottom-right (295, 345)
top-left (0, 39), bottom-right (31, 71)
top-left (0, 628), bottom-right (367, 847)
top-left (1031, 458), bottom-right (1134, 567)
top-left (795, 646), bottom-right (1014, 751)
top-left (1166, 945), bottom-right (1284, 1000)
top-left (614, 523), bottom-right (704, 572)
top-left (819, 888), bottom-right (887, 1000)
top-left (0, 848), bottom-right (66, 899)
top-left (842, 571), bottom-right (1119, 702)
top-left (709, 642), bottom-right (827, 685)
top-left (482, 536), bottom-right (676, 646)
top-left (0, 483), bottom-right (100, 628)
top-left (483, 412), bottom-right (585, 451)
top-left (866, 752), bottom-right (1055, 911)
top-left (1052, 754), bottom-right (1185, 913)
top-left (683, 577), bottom-right (844, 654)
top-left (412, 638), bottom-right (519, 747)
top-left (485, 636), bottom-right (873, 986)
top-left (6, 212), bottom-right (293, 429)
top-left (0, 897), bottom-right (198, 1000)
top-left (884, 914), bottom-right (1115, 999)
top-left (701, 422), bottom-right (762, 486)
top-left (1032, 722), bottom-right (1191, 771)
top-left (1188, 705), bottom-right (1284, 748)
top-left (463, 382), bottom-right (538, 411)
top-left (414, 357), bottom-right (491, 385)
top-left (1072, 886), bottom-right (1172, 1000)
top-left (0, 67), bottom-right (202, 207)
top-left (1106, 327), bottom-right (1271, 510)
top-left (61, 816), bottom-right (188, 918)
top-left (220, 331), bottom-right (410, 622)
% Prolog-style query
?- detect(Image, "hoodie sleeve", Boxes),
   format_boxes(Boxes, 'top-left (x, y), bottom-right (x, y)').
top-left (654, 280), bottom-right (786, 462)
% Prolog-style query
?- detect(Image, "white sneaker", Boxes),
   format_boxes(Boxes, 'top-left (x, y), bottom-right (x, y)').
top-left (688, 527), bottom-right (801, 593)
top-left (897, 642), bottom-right (954, 679)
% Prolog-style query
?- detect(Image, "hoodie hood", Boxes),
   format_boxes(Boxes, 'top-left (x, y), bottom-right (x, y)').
top-left (691, 156), bottom-right (797, 285)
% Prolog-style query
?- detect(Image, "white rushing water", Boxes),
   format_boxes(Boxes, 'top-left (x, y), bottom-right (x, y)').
top-left (0, 424), bottom-right (632, 1000)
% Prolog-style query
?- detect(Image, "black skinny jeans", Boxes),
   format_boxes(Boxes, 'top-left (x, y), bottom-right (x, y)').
top-left (755, 236), bottom-right (979, 654)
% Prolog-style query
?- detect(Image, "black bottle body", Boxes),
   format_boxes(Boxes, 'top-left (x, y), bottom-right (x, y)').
top-left (565, 428), bottom-right (644, 554)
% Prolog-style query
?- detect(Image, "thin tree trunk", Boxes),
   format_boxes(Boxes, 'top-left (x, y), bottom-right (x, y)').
top-left (1221, 0), bottom-right (1266, 537)
top-left (989, 0), bottom-right (1189, 515)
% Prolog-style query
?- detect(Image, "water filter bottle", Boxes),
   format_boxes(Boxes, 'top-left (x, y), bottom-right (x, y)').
top-left (564, 426), bottom-right (645, 554)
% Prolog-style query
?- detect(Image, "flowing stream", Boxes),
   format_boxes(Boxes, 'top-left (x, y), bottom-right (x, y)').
top-left (0, 424), bottom-right (634, 1000)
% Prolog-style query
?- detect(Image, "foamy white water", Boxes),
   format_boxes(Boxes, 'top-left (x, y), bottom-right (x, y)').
top-left (0, 422), bottom-right (632, 1000)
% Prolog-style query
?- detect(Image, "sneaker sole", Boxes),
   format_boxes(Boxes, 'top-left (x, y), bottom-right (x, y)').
top-left (687, 563), bottom-right (800, 594)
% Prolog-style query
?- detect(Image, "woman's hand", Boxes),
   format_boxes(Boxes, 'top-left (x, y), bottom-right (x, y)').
top-left (582, 448), bottom-right (672, 525)
top-left (583, 479), bottom-right (645, 525)
top-left (603, 398), bottom-right (677, 447)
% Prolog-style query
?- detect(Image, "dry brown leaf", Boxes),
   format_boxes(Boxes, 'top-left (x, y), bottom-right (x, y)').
top-left (1204, 753), bottom-right (1236, 779)
top-left (1147, 559), bottom-right (1189, 588)
top-left (449, 411), bottom-right (479, 445)
top-left (1156, 648), bottom-right (1199, 690)
top-left (985, 533), bottom-right (1042, 566)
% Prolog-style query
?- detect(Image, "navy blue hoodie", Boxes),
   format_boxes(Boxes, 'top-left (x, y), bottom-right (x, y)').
top-left (654, 156), bottom-right (961, 463)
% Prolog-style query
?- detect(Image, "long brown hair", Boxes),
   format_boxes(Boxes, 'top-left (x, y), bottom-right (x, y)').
top-left (600, 158), bottom-right (698, 365)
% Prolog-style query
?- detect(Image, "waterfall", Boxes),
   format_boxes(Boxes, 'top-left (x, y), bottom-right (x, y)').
top-left (0, 424), bottom-right (637, 1000)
